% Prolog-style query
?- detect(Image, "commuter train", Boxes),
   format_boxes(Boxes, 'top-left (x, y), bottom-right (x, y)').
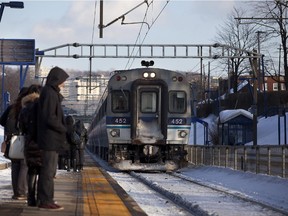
top-left (87, 65), bottom-right (191, 171)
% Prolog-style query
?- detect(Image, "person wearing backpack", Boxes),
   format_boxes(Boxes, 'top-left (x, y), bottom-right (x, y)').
top-left (65, 115), bottom-right (81, 172)
top-left (37, 66), bottom-right (69, 211)
top-left (75, 119), bottom-right (87, 171)
top-left (19, 84), bottom-right (42, 207)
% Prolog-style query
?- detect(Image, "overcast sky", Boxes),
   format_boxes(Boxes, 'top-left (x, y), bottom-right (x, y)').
top-left (0, 1), bottom-right (252, 74)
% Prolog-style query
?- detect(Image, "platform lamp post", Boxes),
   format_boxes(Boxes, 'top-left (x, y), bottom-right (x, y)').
top-left (0, 2), bottom-right (24, 113)
top-left (0, 1), bottom-right (24, 22)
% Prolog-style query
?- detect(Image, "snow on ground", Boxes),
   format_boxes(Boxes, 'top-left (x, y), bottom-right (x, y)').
top-left (177, 165), bottom-right (288, 213)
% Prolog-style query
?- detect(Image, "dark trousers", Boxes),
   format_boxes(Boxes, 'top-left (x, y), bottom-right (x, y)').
top-left (78, 148), bottom-right (84, 169)
top-left (11, 159), bottom-right (28, 196)
top-left (27, 166), bottom-right (40, 206)
top-left (37, 151), bottom-right (58, 205)
top-left (70, 146), bottom-right (78, 171)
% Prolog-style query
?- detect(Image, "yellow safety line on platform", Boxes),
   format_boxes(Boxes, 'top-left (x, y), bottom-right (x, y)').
top-left (82, 166), bottom-right (132, 216)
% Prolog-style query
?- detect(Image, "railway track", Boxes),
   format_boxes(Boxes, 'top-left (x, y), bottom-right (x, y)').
top-left (90, 152), bottom-right (288, 216)
top-left (129, 171), bottom-right (288, 216)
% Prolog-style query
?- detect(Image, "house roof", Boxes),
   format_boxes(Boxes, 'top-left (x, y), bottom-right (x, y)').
top-left (219, 109), bottom-right (253, 123)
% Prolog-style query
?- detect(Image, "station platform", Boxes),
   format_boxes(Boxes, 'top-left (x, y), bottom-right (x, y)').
top-left (0, 152), bottom-right (147, 216)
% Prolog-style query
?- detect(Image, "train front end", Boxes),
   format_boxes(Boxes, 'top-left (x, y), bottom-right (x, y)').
top-left (106, 68), bottom-right (191, 171)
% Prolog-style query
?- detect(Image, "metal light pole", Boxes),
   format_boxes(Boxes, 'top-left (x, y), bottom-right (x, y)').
top-left (0, 1), bottom-right (24, 113)
top-left (0, 1), bottom-right (24, 22)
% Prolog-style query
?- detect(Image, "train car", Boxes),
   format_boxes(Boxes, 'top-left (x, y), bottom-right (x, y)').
top-left (87, 65), bottom-right (191, 171)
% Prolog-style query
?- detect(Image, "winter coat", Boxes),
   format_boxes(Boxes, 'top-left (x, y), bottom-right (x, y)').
top-left (19, 93), bottom-right (42, 167)
top-left (0, 87), bottom-right (29, 159)
top-left (0, 105), bottom-right (20, 137)
top-left (37, 66), bottom-right (69, 151)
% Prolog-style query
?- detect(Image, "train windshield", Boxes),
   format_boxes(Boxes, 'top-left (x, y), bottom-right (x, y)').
top-left (140, 91), bottom-right (157, 113)
top-left (169, 91), bottom-right (186, 113)
top-left (112, 90), bottom-right (129, 112)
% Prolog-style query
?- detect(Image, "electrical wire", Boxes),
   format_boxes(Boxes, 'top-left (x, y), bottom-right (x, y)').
top-left (125, 1), bottom-right (151, 69)
top-left (125, 0), bottom-right (171, 69)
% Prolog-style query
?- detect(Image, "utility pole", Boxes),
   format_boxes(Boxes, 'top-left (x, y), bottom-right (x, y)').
top-left (227, 50), bottom-right (230, 95)
top-left (249, 49), bottom-right (259, 146)
top-left (278, 44), bottom-right (282, 91)
top-left (99, 0), bottom-right (103, 38)
top-left (207, 61), bottom-right (211, 104)
top-left (257, 31), bottom-right (265, 91)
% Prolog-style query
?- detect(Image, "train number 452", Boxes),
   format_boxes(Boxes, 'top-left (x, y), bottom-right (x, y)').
top-left (114, 118), bottom-right (127, 124)
top-left (169, 118), bottom-right (186, 125)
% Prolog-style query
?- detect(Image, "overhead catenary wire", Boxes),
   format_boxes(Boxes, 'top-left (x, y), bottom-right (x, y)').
top-left (125, 0), bottom-right (171, 69)
top-left (125, 1), bottom-right (152, 69)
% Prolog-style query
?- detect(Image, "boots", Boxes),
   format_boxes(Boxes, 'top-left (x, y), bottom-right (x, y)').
top-left (27, 174), bottom-right (37, 207)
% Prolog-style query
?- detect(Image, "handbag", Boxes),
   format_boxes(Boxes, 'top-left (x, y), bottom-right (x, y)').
top-left (8, 135), bottom-right (25, 159)
top-left (1, 140), bottom-right (6, 153)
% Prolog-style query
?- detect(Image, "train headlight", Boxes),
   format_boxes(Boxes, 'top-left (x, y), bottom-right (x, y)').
top-left (110, 129), bottom-right (120, 137)
top-left (143, 72), bottom-right (149, 78)
top-left (178, 130), bottom-right (187, 138)
top-left (143, 72), bottom-right (156, 79)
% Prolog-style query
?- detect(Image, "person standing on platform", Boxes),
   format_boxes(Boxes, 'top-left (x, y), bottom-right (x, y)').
top-left (65, 115), bottom-right (79, 172)
top-left (75, 119), bottom-right (87, 171)
top-left (0, 87), bottom-right (29, 200)
top-left (19, 84), bottom-right (42, 206)
top-left (37, 66), bottom-right (69, 211)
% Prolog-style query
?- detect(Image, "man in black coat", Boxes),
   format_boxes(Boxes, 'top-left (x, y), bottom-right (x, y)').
top-left (37, 66), bottom-right (69, 211)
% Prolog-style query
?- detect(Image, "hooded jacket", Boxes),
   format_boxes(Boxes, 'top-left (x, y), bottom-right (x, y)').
top-left (37, 67), bottom-right (69, 151)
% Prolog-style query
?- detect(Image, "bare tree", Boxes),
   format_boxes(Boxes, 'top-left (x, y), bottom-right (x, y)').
top-left (0, 66), bottom-right (40, 113)
top-left (243, 0), bottom-right (288, 90)
top-left (215, 7), bottom-right (260, 93)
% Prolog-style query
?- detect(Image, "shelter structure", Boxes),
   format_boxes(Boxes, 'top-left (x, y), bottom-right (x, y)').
top-left (218, 109), bottom-right (253, 145)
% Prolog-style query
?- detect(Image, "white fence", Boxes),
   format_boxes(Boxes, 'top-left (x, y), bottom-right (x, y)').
top-left (186, 145), bottom-right (288, 178)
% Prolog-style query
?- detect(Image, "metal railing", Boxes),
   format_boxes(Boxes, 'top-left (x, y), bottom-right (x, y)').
top-left (186, 145), bottom-right (288, 178)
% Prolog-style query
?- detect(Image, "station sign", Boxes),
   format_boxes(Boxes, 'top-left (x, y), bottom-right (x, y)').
top-left (0, 39), bottom-right (35, 65)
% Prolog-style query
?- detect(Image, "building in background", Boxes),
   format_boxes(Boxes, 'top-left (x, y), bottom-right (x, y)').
top-left (61, 74), bottom-right (109, 116)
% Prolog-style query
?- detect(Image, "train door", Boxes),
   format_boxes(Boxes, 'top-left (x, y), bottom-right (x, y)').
top-left (133, 85), bottom-right (165, 143)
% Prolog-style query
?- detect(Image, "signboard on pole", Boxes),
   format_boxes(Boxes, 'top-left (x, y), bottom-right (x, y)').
top-left (0, 39), bottom-right (35, 65)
